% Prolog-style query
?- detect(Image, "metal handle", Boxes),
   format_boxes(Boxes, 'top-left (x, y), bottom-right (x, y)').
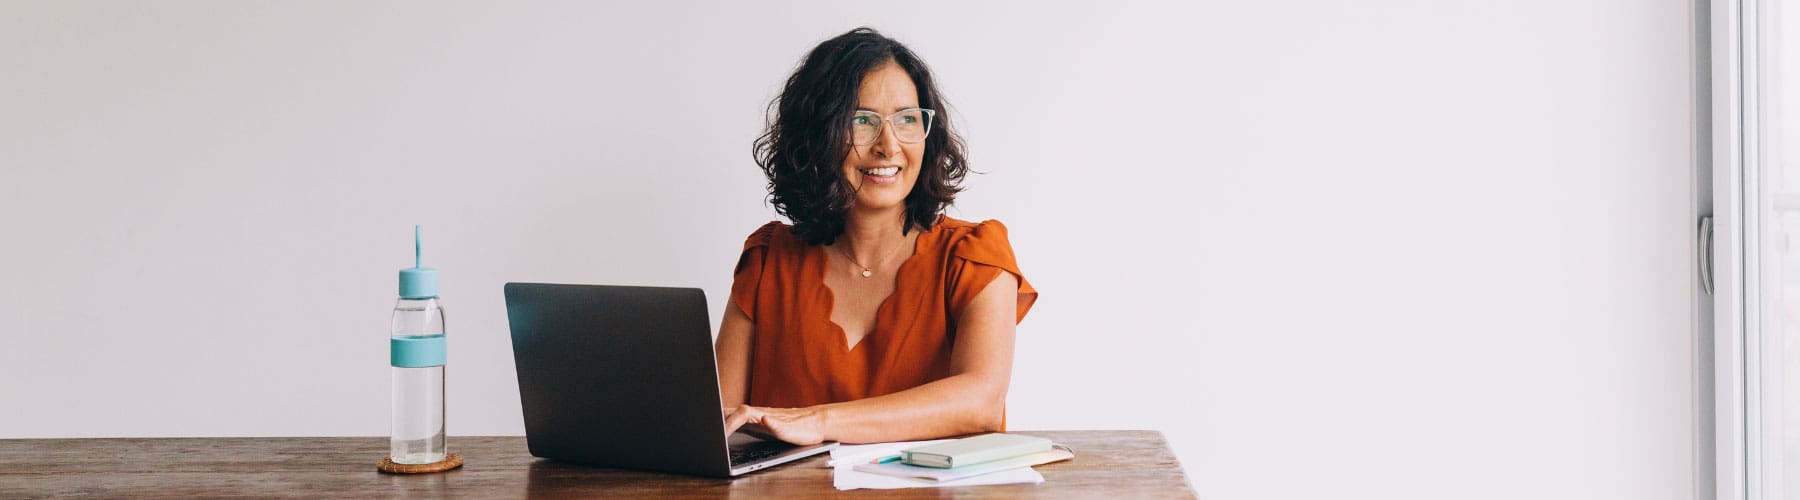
top-left (1701, 215), bottom-right (1714, 295)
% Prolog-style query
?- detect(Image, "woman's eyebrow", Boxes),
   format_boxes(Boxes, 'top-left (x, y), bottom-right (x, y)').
top-left (855, 105), bottom-right (922, 113)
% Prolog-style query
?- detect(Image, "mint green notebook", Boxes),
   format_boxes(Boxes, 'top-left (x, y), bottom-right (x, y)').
top-left (900, 433), bottom-right (1055, 469)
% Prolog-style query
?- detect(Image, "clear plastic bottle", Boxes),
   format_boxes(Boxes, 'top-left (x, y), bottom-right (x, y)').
top-left (390, 226), bottom-right (446, 465)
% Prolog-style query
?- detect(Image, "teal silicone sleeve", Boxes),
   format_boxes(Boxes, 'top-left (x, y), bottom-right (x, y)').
top-left (391, 335), bottom-right (447, 368)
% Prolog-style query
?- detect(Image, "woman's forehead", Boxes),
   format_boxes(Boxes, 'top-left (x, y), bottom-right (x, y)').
top-left (856, 63), bottom-right (918, 113)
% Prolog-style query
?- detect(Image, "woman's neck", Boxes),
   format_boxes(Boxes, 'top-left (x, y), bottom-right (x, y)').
top-left (839, 207), bottom-right (912, 265)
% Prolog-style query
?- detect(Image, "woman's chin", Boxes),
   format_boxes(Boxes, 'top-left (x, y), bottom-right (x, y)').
top-left (848, 170), bottom-right (915, 210)
top-left (853, 191), bottom-right (910, 212)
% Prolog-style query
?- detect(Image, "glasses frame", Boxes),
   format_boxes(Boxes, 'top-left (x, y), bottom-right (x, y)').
top-left (849, 108), bottom-right (936, 146)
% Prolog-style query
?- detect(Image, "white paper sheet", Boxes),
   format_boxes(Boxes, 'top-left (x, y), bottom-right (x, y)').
top-left (827, 440), bottom-right (1046, 490)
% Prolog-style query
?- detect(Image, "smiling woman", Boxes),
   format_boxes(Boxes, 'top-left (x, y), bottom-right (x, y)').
top-left (715, 27), bottom-right (1039, 445)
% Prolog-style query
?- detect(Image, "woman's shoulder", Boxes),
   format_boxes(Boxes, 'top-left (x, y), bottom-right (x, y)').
top-left (741, 220), bottom-right (803, 250)
top-left (733, 221), bottom-right (804, 279)
top-left (741, 220), bottom-right (822, 268)
top-left (925, 216), bottom-right (1019, 263)
top-left (929, 215), bottom-right (1011, 238)
top-left (742, 221), bottom-right (784, 249)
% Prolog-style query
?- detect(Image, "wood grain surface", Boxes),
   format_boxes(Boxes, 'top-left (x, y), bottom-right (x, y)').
top-left (0, 430), bottom-right (1195, 498)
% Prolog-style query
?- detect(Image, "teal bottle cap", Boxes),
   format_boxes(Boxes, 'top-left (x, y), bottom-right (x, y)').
top-left (399, 226), bottom-right (439, 299)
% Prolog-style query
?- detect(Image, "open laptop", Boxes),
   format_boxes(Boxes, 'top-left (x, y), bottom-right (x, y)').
top-left (503, 282), bottom-right (836, 477)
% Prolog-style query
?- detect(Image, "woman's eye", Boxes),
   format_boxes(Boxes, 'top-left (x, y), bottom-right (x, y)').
top-left (900, 115), bottom-right (918, 124)
top-left (853, 116), bottom-right (874, 126)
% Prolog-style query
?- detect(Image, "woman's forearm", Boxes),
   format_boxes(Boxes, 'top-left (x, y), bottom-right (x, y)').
top-left (715, 304), bottom-right (754, 408)
top-left (815, 372), bottom-right (1007, 443)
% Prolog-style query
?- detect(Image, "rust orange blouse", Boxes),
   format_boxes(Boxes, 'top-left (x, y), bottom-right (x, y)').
top-left (729, 216), bottom-right (1038, 409)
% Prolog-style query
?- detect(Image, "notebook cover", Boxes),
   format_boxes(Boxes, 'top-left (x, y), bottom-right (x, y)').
top-left (900, 433), bottom-right (1055, 468)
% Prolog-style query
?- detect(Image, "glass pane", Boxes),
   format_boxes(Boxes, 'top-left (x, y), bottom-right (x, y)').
top-left (1763, 0), bottom-right (1800, 497)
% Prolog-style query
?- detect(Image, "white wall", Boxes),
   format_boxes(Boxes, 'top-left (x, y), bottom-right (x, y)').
top-left (0, 1), bottom-right (1697, 498)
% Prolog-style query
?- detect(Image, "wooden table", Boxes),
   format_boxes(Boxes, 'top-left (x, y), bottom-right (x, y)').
top-left (0, 430), bottom-right (1194, 498)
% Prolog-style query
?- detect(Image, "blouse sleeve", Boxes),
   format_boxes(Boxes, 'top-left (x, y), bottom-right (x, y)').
top-left (947, 219), bottom-right (1038, 324)
top-left (730, 222), bottom-right (779, 321)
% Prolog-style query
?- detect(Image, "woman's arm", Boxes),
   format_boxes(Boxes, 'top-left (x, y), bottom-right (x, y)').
top-left (715, 302), bottom-right (753, 410)
top-left (723, 271), bottom-right (1019, 444)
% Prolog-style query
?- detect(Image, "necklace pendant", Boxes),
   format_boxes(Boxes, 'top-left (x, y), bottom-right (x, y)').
top-left (860, 268), bottom-right (873, 278)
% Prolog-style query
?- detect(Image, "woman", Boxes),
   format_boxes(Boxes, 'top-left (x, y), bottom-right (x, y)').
top-left (717, 27), bottom-right (1038, 445)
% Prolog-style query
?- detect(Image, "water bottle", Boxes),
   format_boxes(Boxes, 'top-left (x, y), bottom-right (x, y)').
top-left (390, 225), bottom-right (446, 465)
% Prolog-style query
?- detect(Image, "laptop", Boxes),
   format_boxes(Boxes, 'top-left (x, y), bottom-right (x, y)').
top-left (503, 282), bottom-right (836, 477)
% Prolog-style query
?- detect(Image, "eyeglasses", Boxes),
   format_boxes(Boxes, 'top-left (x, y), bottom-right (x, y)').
top-left (850, 108), bottom-right (935, 145)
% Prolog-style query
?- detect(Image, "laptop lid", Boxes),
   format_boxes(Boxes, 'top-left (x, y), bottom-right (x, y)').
top-left (504, 282), bottom-right (738, 477)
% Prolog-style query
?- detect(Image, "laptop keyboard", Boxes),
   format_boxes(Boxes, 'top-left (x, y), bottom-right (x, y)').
top-left (729, 440), bottom-right (796, 465)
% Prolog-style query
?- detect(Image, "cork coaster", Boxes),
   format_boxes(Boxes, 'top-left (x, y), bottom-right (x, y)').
top-left (377, 453), bottom-right (463, 474)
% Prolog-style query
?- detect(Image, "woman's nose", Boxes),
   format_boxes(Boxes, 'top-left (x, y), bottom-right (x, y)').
top-left (874, 121), bottom-right (903, 159)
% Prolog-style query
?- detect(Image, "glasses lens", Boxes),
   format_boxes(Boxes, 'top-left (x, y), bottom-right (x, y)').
top-left (851, 112), bottom-right (881, 145)
top-left (893, 109), bottom-right (928, 143)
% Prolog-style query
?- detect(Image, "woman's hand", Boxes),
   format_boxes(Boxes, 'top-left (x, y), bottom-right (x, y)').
top-left (722, 405), bottom-right (827, 445)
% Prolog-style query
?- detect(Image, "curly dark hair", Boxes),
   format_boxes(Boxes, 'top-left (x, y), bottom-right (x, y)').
top-left (753, 27), bottom-right (970, 246)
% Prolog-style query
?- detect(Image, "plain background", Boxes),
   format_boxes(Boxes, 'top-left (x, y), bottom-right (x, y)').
top-left (0, 1), bottom-right (1699, 498)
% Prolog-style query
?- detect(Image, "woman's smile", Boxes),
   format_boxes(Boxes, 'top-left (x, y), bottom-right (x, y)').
top-left (859, 165), bottom-right (902, 184)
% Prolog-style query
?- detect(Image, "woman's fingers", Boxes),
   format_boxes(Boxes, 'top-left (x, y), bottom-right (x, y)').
top-left (723, 405), bottom-right (822, 445)
top-left (759, 412), bottom-right (788, 438)
top-left (723, 405), bottom-right (760, 436)
top-left (753, 408), bottom-right (823, 445)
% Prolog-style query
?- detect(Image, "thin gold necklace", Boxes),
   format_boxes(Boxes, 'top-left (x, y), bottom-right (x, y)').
top-left (836, 235), bottom-right (908, 278)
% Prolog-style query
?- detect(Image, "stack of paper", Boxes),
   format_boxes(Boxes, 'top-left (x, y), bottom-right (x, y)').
top-left (856, 446), bottom-right (1074, 482)
top-left (826, 437), bottom-right (1073, 491)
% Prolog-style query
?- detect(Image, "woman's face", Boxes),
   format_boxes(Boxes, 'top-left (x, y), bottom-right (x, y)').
top-left (841, 61), bottom-right (925, 214)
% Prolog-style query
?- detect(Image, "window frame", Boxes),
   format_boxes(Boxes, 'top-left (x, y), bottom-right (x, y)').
top-left (1711, 0), bottom-right (1760, 498)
